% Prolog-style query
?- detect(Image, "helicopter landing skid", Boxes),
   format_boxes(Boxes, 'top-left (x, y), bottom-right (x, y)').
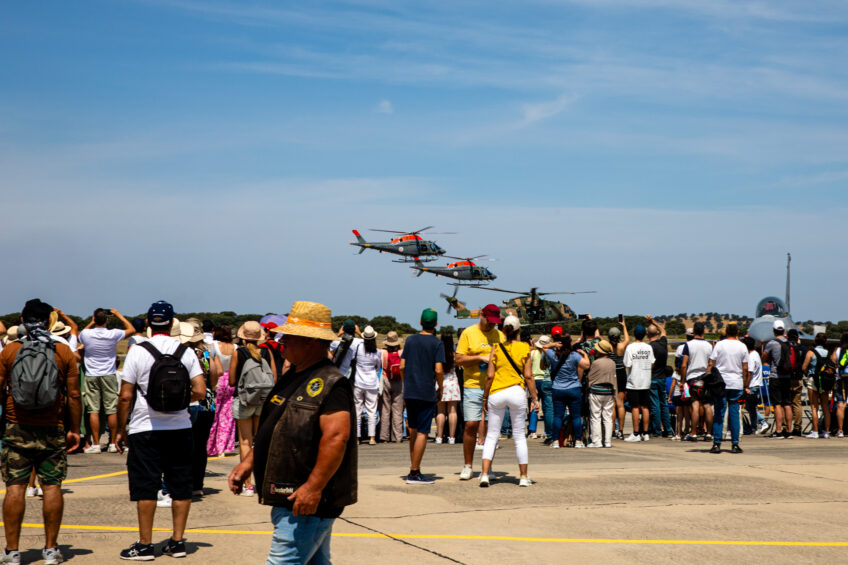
top-left (392, 257), bottom-right (440, 263)
top-left (447, 282), bottom-right (492, 287)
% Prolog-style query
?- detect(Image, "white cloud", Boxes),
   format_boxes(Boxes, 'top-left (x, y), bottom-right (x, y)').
top-left (375, 99), bottom-right (394, 114)
top-left (519, 93), bottom-right (577, 126)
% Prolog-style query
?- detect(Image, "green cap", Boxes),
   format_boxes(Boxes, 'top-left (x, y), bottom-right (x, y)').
top-left (420, 308), bottom-right (438, 330)
top-left (343, 319), bottom-right (356, 334)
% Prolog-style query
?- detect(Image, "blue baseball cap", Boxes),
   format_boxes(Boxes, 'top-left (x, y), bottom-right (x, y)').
top-left (147, 300), bottom-right (174, 326)
top-left (634, 324), bottom-right (646, 340)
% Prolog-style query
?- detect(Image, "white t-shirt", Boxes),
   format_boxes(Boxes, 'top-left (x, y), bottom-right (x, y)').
top-left (127, 335), bottom-right (149, 349)
top-left (79, 327), bottom-right (127, 376)
top-left (350, 342), bottom-right (382, 391)
top-left (748, 350), bottom-right (763, 388)
top-left (121, 335), bottom-right (203, 434)
top-left (682, 338), bottom-right (713, 382)
top-left (624, 342), bottom-right (655, 390)
top-left (330, 337), bottom-right (363, 377)
top-left (710, 339), bottom-right (749, 390)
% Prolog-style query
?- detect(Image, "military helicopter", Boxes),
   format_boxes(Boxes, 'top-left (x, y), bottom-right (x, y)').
top-left (350, 227), bottom-right (451, 263)
top-left (440, 286), bottom-right (597, 327)
top-left (411, 255), bottom-right (497, 286)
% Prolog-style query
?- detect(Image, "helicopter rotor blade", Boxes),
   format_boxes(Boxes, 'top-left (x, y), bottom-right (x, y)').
top-left (537, 291), bottom-right (598, 296)
top-left (369, 228), bottom-right (409, 234)
top-left (443, 254), bottom-right (491, 261)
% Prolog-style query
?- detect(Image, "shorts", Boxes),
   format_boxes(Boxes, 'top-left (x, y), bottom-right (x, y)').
top-left (405, 399), bottom-right (436, 433)
top-left (687, 380), bottom-right (712, 404)
top-left (616, 370), bottom-right (627, 394)
top-left (84, 374), bottom-right (119, 415)
top-left (671, 395), bottom-right (691, 407)
top-left (232, 397), bottom-right (263, 420)
top-left (462, 387), bottom-right (487, 422)
top-left (127, 428), bottom-right (193, 501)
top-left (768, 378), bottom-right (792, 407)
top-left (626, 389), bottom-right (650, 408)
top-left (835, 381), bottom-right (847, 403)
top-left (440, 373), bottom-right (461, 402)
top-left (0, 423), bottom-right (67, 486)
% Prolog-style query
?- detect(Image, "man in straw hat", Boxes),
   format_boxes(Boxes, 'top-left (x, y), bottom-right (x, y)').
top-left (229, 301), bottom-right (356, 564)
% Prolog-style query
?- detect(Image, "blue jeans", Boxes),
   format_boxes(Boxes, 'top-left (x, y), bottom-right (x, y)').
top-left (712, 389), bottom-right (744, 446)
top-left (528, 380), bottom-right (553, 436)
top-left (552, 387), bottom-right (582, 443)
top-left (649, 378), bottom-right (672, 435)
top-left (267, 506), bottom-right (334, 565)
top-left (501, 407), bottom-right (512, 434)
top-left (743, 386), bottom-right (764, 434)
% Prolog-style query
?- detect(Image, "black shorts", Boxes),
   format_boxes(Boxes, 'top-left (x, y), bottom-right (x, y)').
top-left (616, 371), bottom-right (627, 394)
top-left (671, 396), bottom-right (692, 407)
top-left (405, 399), bottom-right (436, 433)
top-left (127, 429), bottom-right (193, 501)
top-left (626, 389), bottom-right (650, 408)
top-left (769, 378), bottom-right (793, 407)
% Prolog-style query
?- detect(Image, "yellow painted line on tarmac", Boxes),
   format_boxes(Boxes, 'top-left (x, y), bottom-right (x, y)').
top-left (4, 523), bottom-right (848, 547)
top-left (0, 455), bottom-right (232, 495)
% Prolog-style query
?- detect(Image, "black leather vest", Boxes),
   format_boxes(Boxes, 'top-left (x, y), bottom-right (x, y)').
top-left (260, 364), bottom-right (358, 509)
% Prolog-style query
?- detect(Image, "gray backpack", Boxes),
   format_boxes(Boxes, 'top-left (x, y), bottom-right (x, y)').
top-left (237, 348), bottom-right (274, 406)
top-left (10, 339), bottom-right (61, 411)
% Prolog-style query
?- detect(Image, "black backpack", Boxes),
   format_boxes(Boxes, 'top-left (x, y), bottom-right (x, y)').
top-left (137, 342), bottom-right (192, 412)
top-left (813, 349), bottom-right (837, 392)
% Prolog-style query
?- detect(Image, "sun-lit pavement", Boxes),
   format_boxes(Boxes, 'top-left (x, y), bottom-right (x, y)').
top-left (5, 435), bottom-right (848, 564)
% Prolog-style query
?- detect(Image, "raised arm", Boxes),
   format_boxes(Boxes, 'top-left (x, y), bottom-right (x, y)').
top-left (112, 309), bottom-right (136, 338)
top-left (55, 308), bottom-right (78, 335)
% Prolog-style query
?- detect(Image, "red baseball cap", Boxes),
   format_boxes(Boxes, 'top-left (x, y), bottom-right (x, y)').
top-left (551, 325), bottom-right (563, 336)
top-left (260, 322), bottom-right (278, 331)
top-left (481, 304), bottom-right (502, 325)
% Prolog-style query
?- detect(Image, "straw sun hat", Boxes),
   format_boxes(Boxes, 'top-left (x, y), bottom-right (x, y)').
top-left (177, 321), bottom-right (205, 344)
top-left (272, 301), bottom-right (336, 341)
top-left (237, 320), bottom-right (265, 342)
top-left (384, 330), bottom-right (402, 347)
top-left (50, 321), bottom-right (72, 337)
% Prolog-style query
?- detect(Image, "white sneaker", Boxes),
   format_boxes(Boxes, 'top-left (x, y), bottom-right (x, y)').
top-left (26, 487), bottom-right (38, 498)
top-left (806, 431), bottom-right (819, 439)
top-left (603, 442), bottom-right (612, 448)
top-left (447, 437), bottom-right (455, 444)
top-left (474, 443), bottom-right (484, 451)
top-left (478, 473), bottom-right (490, 487)
top-left (529, 433), bottom-right (539, 439)
top-left (156, 490), bottom-right (173, 508)
top-left (822, 432), bottom-right (831, 438)
top-left (838, 431), bottom-right (844, 438)
top-left (519, 476), bottom-right (532, 487)
top-left (549, 442), bottom-right (560, 448)
top-left (0, 548), bottom-right (21, 564)
top-left (587, 441), bottom-right (603, 448)
top-left (670, 435), bottom-right (681, 441)
top-left (83, 445), bottom-right (101, 454)
top-left (42, 547), bottom-right (63, 565)
top-left (641, 434), bottom-right (650, 442)
top-left (624, 433), bottom-right (642, 442)
top-left (435, 437), bottom-right (443, 444)
top-left (108, 443), bottom-right (119, 453)
top-left (240, 485), bottom-right (255, 497)
top-left (757, 421), bottom-right (770, 434)
top-left (574, 441), bottom-right (585, 448)
top-left (459, 465), bottom-right (473, 480)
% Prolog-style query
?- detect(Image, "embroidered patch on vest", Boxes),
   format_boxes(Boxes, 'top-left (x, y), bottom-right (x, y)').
top-left (269, 395), bottom-right (284, 406)
top-left (269, 483), bottom-right (296, 496)
top-left (307, 377), bottom-right (324, 397)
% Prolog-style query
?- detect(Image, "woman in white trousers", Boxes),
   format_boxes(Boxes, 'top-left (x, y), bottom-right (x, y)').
top-left (480, 316), bottom-right (539, 487)
top-left (352, 326), bottom-right (382, 445)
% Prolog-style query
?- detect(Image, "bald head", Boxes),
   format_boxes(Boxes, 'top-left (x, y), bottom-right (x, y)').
top-left (647, 325), bottom-right (659, 339)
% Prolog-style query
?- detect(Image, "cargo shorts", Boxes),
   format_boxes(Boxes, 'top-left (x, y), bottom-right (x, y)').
top-left (84, 373), bottom-right (119, 415)
top-left (0, 423), bottom-right (68, 486)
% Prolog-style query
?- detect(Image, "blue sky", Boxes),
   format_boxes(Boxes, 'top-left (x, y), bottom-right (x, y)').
top-left (2, 1), bottom-right (848, 325)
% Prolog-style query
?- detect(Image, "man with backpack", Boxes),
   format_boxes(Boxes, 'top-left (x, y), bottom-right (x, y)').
top-left (114, 300), bottom-right (206, 560)
top-left (0, 298), bottom-right (82, 565)
top-left (329, 319), bottom-right (362, 378)
top-left (704, 323), bottom-right (749, 454)
top-left (763, 320), bottom-right (795, 439)
top-left (787, 329), bottom-right (806, 436)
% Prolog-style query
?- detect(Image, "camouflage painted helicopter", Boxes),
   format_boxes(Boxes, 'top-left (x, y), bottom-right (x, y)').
top-left (441, 286), bottom-right (597, 327)
top-left (350, 226), bottom-right (451, 263)
top-left (411, 255), bottom-right (497, 286)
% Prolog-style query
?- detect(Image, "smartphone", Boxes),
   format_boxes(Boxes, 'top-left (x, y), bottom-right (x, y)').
top-left (578, 314), bottom-right (588, 320)
top-left (618, 314), bottom-right (624, 323)
top-left (102, 308), bottom-right (113, 316)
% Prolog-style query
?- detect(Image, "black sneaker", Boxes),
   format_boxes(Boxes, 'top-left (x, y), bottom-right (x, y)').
top-left (161, 538), bottom-right (186, 558)
top-left (731, 444), bottom-right (743, 454)
top-left (120, 541), bottom-right (155, 561)
top-left (768, 432), bottom-right (784, 439)
top-left (709, 443), bottom-right (721, 454)
top-left (783, 431), bottom-right (793, 439)
top-left (405, 472), bottom-right (435, 485)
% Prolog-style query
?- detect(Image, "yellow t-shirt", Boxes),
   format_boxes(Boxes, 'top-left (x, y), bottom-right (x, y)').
top-left (456, 324), bottom-right (505, 389)
top-left (490, 341), bottom-right (530, 396)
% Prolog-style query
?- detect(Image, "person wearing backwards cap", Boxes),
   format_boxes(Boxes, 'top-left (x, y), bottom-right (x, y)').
top-left (115, 301), bottom-right (206, 560)
top-left (229, 301), bottom-right (356, 564)
top-left (455, 304), bottom-right (504, 480)
top-left (762, 319), bottom-right (794, 439)
top-left (401, 309), bottom-right (445, 484)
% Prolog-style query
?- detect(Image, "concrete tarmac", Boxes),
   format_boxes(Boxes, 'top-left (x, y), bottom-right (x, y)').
top-left (5, 434), bottom-right (848, 564)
